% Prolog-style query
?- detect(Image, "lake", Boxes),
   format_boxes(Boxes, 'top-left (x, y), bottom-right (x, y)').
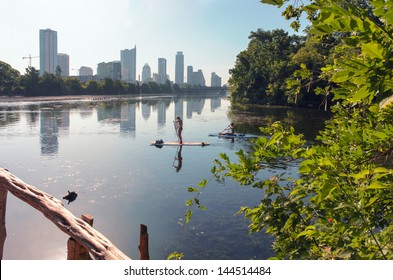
top-left (0, 93), bottom-right (330, 260)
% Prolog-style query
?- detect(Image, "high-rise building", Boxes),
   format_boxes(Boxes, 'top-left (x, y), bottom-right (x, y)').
top-left (97, 61), bottom-right (121, 80)
top-left (57, 53), bottom-right (69, 77)
top-left (211, 72), bottom-right (222, 87)
top-left (187, 66), bottom-right (205, 86)
top-left (175, 51), bottom-right (184, 85)
top-left (187, 66), bottom-right (194, 85)
top-left (158, 58), bottom-right (167, 84)
top-left (142, 63), bottom-right (152, 82)
top-left (39, 29), bottom-right (58, 75)
top-left (120, 46), bottom-right (136, 83)
top-left (79, 66), bottom-right (93, 76)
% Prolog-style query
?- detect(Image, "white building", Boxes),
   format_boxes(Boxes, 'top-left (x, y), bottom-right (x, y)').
top-left (39, 28), bottom-right (58, 75)
top-left (121, 46), bottom-right (137, 83)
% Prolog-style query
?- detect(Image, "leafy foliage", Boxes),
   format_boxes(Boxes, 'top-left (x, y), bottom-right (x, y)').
top-left (228, 29), bottom-right (304, 105)
top-left (185, 0), bottom-right (393, 259)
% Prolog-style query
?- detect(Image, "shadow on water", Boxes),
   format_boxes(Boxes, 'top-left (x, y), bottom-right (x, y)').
top-left (228, 104), bottom-right (332, 142)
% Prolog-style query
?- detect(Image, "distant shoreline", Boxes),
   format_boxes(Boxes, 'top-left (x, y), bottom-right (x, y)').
top-left (0, 95), bottom-right (118, 103)
top-left (0, 92), bottom-right (228, 104)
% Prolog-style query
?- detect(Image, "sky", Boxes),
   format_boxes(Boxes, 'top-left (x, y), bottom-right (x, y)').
top-left (0, 0), bottom-right (307, 85)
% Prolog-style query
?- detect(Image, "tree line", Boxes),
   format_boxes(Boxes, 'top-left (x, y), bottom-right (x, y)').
top-left (0, 63), bottom-right (221, 97)
top-left (228, 1), bottom-right (392, 110)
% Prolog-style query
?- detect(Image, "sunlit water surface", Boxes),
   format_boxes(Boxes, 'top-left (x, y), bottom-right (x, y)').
top-left (0, 94), bottom-right (329, 259)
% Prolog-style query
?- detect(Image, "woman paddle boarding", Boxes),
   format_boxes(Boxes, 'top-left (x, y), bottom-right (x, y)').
top-left (174, 116), bottom-right (183, 144)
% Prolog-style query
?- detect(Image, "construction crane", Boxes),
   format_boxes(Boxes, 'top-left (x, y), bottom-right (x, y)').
top-left (22, 54), bottom-right (39, 67)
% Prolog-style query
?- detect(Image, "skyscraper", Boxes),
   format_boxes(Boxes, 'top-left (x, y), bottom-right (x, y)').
top-left (57, 53), bottom-right (69, 76)
top-left (39, 29), bottom-right (58, 75)
top-left (121, 46), bottom-right (137, 83)
top-left (158, 58), bottom-right (167, 84)
top-left (175, 51), bottom-right (184, 85)
top-left (142, 63), bottom-right (152, 82)
top-left (211, 72), bottom-right (222, 87)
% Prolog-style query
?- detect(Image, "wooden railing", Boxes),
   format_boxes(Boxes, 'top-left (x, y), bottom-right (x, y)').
top-left (0, 167), bottom-right (149, 260)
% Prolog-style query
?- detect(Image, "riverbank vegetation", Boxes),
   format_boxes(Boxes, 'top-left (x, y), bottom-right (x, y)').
top-left (186, 0), bottom-right (393, 260)
top-left (0, 63), bottom-right (223, 97)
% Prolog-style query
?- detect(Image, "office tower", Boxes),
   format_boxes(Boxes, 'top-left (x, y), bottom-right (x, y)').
top-left (175, 51), bottom-right (184, 85)
top-left (187, 66), bottom-right (205, 86)
top-left (158, 58), bottom-right (167, 84)
top-left (120, 46), bottom-right (137, 83)
top-left (57, 53), bottom-right (69, 76)
top-left (97, 61), bottom-right (121, 80)
top-left (187, 66), bottom-right (194, 85)
top-left (211, 72), bottom-right (222, 87)
top-left (79, 66), bottom-right (93, 76)
top-left (142, 63), bottom-right (151, 82)
top-left (39, 29), bottom-right (58, 75)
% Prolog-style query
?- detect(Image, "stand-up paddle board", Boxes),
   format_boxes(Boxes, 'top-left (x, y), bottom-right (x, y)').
top-left (151, 140), bottom-right (209, 147)
top-left (208, 133), bottom-right (258, 139)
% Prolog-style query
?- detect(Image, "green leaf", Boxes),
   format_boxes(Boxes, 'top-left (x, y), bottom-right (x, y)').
top-left (362, 42), bottom-right (384, 60)
top-left (367, 182), bottom-right (389, 189)
top-left (350, 87), bottom-right (371, 102)
top-left (296, 226), bottom-right (317, 239)
top-left (260, 0), bottom-right (285, 7)
top-left (331, 70), bottom-right (353, 83)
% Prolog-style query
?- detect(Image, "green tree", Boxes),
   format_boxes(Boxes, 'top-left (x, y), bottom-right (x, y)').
top-left (140, 83), bottom-right (151, 94)
top-left (0, 61), bottom-right (20, 96)
top-left (39, 72), bottom-right (62, 95)
top-left (64, 77), bottom-right (82, 94)
top-left (228, 29), bottom-right (303, 105)
top-left (186, 0), bottom-right (393, 259)
top-left (20, 66), bottom-right (40, 96)
top-left (84, 80), bottom-right (100, 94)
top-left (285, 33), bottom-right (340, 108)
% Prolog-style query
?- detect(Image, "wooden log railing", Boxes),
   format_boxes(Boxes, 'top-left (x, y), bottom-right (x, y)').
top-left (0, 167), bottom-right (133, 260)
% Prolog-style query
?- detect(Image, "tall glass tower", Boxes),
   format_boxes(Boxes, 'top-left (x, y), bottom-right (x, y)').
top-left (158, 58), bottom-right (167, 84)
top-left (121, 46), bottom-right (137, 83)
top-left (175, 51), bottom-right (184, 85)
top-left (39, 29), bottom-right (58, 75)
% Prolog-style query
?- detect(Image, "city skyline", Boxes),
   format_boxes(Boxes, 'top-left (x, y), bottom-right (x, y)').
top-left (0, 0), bottom-right (307, 85)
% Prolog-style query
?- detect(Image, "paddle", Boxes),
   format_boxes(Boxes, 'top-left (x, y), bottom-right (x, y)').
top-left (220, 124), bottom-right (232, 135)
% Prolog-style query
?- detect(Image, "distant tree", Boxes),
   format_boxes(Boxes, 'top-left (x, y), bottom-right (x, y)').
top-left (39, 72), bottom-right (62, 95)
top-left (140, 83), bottom-right (150, 94)
top-left (0, 61), bottom-right (20, 96)
top-left (126, 82), bottom-right (138, 94)
top-left (102, 78), bottom-right (114, 94)
top-left (20, 66), bottom-right (40, 96)
top-left (148, 81), bottom-right (160, 93)
top-left (64, 77), bottom-right (82, 94)
top-left (173, 83), bottom-right (182, 94)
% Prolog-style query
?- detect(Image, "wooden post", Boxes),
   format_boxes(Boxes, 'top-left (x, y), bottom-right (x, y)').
top-left (139, 224), bottom-right (149, 260)
top-left (0, 167), bottom-right (130, 260)
top-left (0, 185), bottom-right (7, 260)
top-left (67, 214), bottom-right (94, 260)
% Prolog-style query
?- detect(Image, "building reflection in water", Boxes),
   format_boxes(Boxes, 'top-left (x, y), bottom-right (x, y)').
top-left (40, 111), bottom-right (59, 156)
top-left (157, 101), bottom-right (166, 129)
top-left (24, 96), bottom-right (223, 157)
top-left (174, 98), bottom-right (184, 122)
top-left (186, 98), bottom-right (205, 118)
top-left (120, 102), bottom-right (136, 137)
top-left (210, 98), bottom-right (221, 112)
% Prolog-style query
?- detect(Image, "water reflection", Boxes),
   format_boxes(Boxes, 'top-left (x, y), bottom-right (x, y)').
top-left (0, 94), bottom-right (330, 260)
top-left (172, 146), bottom-right (183, 172)
top-left (0, 96), bottom-right (224, 158)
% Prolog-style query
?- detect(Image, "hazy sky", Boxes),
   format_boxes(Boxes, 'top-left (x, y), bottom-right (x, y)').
top-left (0, 0), bottom-right (307, 85)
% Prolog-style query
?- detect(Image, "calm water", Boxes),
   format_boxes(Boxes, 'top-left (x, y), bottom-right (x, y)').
top-left (0, 94), bottom-right (330, 260)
